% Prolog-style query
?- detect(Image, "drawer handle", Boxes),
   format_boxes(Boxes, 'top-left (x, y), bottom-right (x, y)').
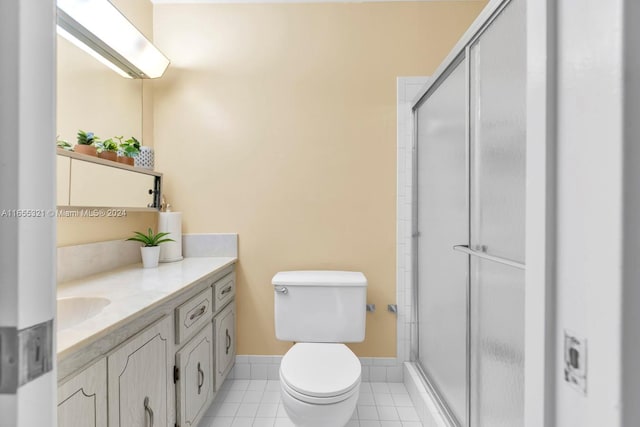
top-left (189, 305), bottom-right (207, 321)
top-left (220, 285), bottom-right (233, 295)
top-left (197, 362), bottom-right (204, 395)
top-left (225, 329), bottom-right (231, 355)
top-left (144, 396), bottom-right (154, 427)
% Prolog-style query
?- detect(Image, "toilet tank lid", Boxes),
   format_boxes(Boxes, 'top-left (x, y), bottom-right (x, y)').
top-left (272, 271), bottom-right (367, 287)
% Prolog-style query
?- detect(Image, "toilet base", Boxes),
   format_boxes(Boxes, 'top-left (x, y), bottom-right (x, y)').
top-left (280, 384), bottom-right (359, 427)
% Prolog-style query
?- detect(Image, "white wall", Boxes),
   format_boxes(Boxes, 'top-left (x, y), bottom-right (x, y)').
top-left (553, 0), bottom-right (640, 425)
top-left (0, 0), bottom-right (56, 425)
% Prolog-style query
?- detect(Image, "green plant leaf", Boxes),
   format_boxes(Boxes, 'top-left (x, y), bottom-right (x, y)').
top-left (126, 228), bottom-right (174, 247)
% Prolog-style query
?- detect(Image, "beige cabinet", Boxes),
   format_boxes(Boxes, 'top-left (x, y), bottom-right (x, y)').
top-left (57, 266), bottom-right (237, 427)
top-left (56, 150), bottom-right (161, 209)
top-left (214, 301), bottom-right (236, 390)
top-left (58, 359), bottom-right (107, 427)
top-left (108, 316), bottom-right (173, 427)
top-left (175, 326), bottom-right (214, 427)
top-left (70, 158), bottom-right (156, 208)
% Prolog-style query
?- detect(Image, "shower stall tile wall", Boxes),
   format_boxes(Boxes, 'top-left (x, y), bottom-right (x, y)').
top-left (397, 76), bottom-right (430, 367)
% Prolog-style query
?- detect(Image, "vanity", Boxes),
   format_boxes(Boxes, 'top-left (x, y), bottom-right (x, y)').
top-left (53, 3), bottom-right (233, 424)
top-left (56, 257), bottom-right (237, 427)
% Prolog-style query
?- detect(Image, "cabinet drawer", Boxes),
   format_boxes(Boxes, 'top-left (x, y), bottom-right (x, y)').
top-left (175, 287), bottom-right (213, 344)
top-left (213, 273), bottom-right (235, 313)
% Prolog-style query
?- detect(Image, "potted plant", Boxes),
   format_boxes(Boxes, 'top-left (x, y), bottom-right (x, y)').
top-left (97, 138), bottom-right (118, 161)
top-left (126, 228), bottom-right (174, 268)
top-left (117, 136), bottom-right (141, 166)
top-left (75, 130), bottom-right (99, 156)
top-left (56, 136), bottom-right (73, 151)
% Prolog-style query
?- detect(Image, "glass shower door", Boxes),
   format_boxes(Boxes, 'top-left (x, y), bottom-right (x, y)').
top-left (468, 0), bottom-right (526, 425)
top-left (415, 57), bottom-right (468, 425)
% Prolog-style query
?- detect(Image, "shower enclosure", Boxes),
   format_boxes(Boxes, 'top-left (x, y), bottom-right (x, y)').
top-left (411, 0), bottom-right (525, 425)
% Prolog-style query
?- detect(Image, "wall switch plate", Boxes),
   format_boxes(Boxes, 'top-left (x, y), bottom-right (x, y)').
top-left (564, 330), bottom-right (587, 394)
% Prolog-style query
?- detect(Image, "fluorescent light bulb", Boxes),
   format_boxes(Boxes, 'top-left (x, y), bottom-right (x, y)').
top-left (57, 0), bottom-right (170, 79)
top-left (57, 26), bottom-right (133, 78)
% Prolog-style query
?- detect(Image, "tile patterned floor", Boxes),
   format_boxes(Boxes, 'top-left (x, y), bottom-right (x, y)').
top-left (198, 379), bottom-right (424, 427)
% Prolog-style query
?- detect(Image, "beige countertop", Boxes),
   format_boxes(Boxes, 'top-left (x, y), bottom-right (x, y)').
top-left (56, 257), bottom-right (237, 362)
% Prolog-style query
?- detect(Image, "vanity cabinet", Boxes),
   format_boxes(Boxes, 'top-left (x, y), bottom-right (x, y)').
top-left (174, 271), bottom-right (235, 426)
top-left (58, 359), bottom-right (107, 427)
top-left (107, 316), bottom-right (173, 427)
top-left (57, 263), bottom-right (237, 427)
top-left (175, 326), bottom-right (214, 427)
top-left (214, 301), bottom-right (236, 390)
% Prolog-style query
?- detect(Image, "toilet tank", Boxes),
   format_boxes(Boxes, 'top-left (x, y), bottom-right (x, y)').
top-left (272, 271), bottom-right (367, 343)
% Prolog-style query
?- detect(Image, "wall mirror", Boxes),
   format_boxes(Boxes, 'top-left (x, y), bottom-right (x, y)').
top-left (56, 34), bottom-right (161, 210)
top-left (56, 33), bottom-right (143, 145)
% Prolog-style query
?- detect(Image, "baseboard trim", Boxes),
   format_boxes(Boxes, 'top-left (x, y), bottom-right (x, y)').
top-left (228, 354), bottom-right (404, 382)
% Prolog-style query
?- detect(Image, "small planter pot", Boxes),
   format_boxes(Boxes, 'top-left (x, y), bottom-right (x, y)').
top-left (117, 155), bottom-right (135, 166)
top-left (98, 151), bottom-right (118, 161)
top-left (135, 146), bottom-right (154, 170)
top-left (74, 144), bottom-right (97, 156)
top-left (140, 246), bottom-right (161, 268)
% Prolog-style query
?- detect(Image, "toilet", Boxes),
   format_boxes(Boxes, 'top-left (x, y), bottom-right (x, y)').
top-left (272, 270), bottom-right (367, 427)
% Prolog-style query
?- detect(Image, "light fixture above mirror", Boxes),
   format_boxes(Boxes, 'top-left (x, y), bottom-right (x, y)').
top-left (57, 0), bottom-right (170, 79)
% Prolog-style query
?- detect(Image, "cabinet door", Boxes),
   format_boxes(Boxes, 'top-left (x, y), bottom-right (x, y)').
top-left (214, 302), bottom-right (235, 390)
top-left (108, 316), bottom-right (173, 427)
top-left (69, 158), bottom-right (156, 208)
top-left (58, 359), bottom-right (107, 427)
top-left (176, 326), bottom-right (214, 427)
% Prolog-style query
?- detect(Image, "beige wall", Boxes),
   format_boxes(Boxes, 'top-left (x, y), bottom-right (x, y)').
top-left (56, 0), bottom-right (157, 247)
top-left (153, 2), bottom-right (485, 356)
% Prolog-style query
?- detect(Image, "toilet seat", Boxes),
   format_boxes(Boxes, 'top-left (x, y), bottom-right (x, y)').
top-left (280, 343), bottom-right (361, 404)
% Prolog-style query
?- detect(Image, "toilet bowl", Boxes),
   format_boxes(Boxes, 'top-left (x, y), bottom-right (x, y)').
top-left (279, 342), bottom-right (361, 427)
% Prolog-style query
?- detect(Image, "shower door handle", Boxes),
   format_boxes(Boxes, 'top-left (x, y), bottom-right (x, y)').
top-left (453, 245), bottom-right (525, 270)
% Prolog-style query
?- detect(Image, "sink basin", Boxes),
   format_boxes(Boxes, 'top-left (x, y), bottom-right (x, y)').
top-left (57, 296), bottom-right (111, 330)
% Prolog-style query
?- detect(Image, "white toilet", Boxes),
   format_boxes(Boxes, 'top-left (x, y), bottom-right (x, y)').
top-left (272, 270), bottom-right (367, 427)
